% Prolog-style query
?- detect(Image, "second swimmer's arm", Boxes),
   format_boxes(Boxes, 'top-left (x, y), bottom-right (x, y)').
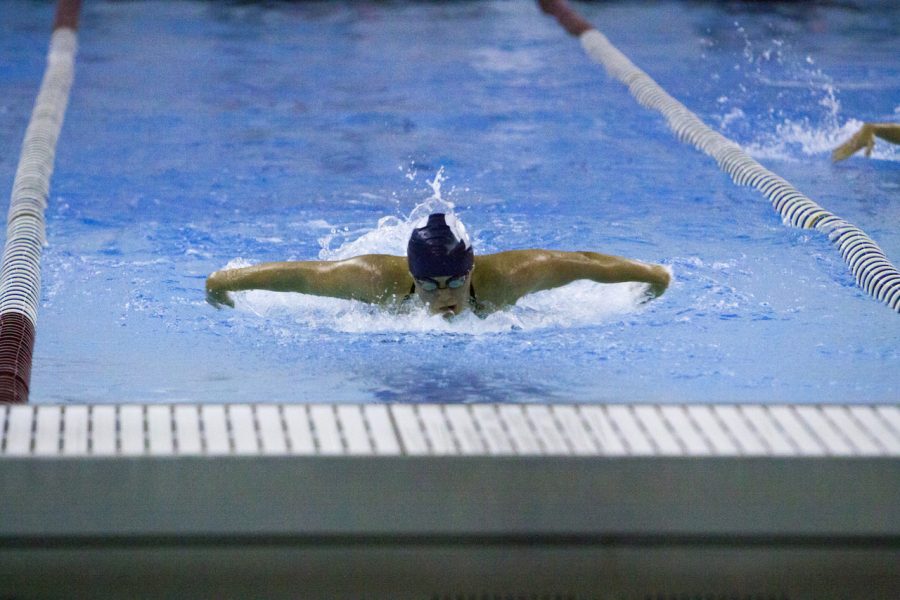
top-left (205, 255), bottom-right (410, 308)
top-left (870, 123), bottom-right (900, 144)
top-left (832, 123), bottom-right (900, 162)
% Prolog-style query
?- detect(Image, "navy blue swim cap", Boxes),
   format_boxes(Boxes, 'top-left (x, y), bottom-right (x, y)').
top-left (407, 213), bottom-right (474, 278)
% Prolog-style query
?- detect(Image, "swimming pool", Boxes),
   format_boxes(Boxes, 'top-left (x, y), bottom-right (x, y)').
top-left (2, 0), bottom-right (898, 404)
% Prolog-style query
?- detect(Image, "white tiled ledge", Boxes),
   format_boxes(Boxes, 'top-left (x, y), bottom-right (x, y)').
top-left (2, 403), bottom-right (898, 458)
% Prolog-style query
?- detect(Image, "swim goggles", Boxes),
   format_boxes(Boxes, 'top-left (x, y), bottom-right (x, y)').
top-left (415, 272), bottom-right (469, 292)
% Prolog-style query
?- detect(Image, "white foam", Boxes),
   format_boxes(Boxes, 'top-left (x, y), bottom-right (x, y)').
top-left (717, 28), bottom-right (899, 163)
top-left (319, 167), bottom-right (458, 260)
top-left (718, 107), bottom-right (745, 129)
top-left (745, 118), bottom-right (899, 162)
top-left (231, 279), bottom-right (652, 336)
top-left (221, 169), bottom-right (667, 336)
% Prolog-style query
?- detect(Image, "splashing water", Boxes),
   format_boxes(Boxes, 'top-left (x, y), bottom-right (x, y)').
top-left (744, 118), bottom-right (880, 161)
top-left (742, 76), bottom-right (865, 159)
top-left (318, 167), bottom-right (456, 260)
top-left (716, 23), bottom-right (898, 162)
top-left (231, 278), bottom-right (652, 337)
top-left (224, 169), bottom-right (658, 335)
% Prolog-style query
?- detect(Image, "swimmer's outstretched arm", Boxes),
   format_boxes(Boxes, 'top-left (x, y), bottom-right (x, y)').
top-left (205, 255), bottom-right (411, 308)
top-left (475, 250), bottom-right (670, 307)
top-left (832, 123), bottom-right (900, 162)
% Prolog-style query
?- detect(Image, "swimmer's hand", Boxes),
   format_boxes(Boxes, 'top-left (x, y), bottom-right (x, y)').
top-left (640, 265), bottom-right (671, 303)
top-left (832, 123), bottom-right (900, 162)
top-left (206, 288), bottom-right (234, 309)
top-left (832, 124), bottom-right (876, 162)
top-left (206, 272), bottom-right (235, 309)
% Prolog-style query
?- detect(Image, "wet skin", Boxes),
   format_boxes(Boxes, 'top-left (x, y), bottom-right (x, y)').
top-left (414, 273), bottom-right (472, 316)
top-left (832, 123), bottom-right (900, 162)
top-left (206, 250), bottom-right (671, 314)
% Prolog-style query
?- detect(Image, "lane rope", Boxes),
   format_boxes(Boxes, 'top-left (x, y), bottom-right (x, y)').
top-left (539, 0), bottom-right (900, 313)
top-left (0, 1), bottom-right (80, 403)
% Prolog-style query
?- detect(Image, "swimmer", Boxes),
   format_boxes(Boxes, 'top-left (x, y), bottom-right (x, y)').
top-left (205, 213), bottom-right (670, 316)
top-left (831, 122), bottom-right (900, 162)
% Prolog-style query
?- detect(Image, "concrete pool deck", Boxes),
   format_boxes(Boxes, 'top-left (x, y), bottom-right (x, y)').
top-left (1, 401), bottom-right (898, 598)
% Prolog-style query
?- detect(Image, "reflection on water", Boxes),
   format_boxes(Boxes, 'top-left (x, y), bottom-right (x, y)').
top-left (364, 361), bottom-right (564, 404)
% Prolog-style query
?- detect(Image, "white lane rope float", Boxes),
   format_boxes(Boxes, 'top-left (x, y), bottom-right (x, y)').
top-left (540, 0), bottom-right (899, 313)
top-left (0, 2), bottom-right (80, 403)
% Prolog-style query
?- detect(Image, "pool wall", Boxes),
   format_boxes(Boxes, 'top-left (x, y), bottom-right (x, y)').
top-left (1, 401), bottom-right (899, 598)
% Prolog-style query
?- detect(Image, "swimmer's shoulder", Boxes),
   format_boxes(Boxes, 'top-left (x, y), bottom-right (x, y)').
top-left (475, 249), bottom-right (553, 271)
top-left (473, 251), bottom-right (543, 307)
top-left (351, 254), bottom-right (414, 303)
top-left (351, 253), bottom-right (408, 270)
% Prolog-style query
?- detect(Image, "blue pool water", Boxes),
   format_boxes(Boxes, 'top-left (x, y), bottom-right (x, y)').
top-left (1, 1), bottom-right (898, 404)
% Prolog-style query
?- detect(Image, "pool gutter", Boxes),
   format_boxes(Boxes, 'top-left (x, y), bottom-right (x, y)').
top-left (1, 402), bottom-right (898, 598)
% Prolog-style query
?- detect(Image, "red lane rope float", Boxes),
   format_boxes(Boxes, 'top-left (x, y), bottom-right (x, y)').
top-left (0, 314), bottom-right (35, 404)
top-left (538, 0), bottom-right (900, 313)
top-left (0, 0), bottom-right (81, 403)
top-left (54, 0), bottom-right (81, 30)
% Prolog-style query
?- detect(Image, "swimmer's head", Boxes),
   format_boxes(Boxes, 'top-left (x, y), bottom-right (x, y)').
top-left (407, 213), bottom-right (475, 316)
top-left (407, 213), bottom-right (474, 278)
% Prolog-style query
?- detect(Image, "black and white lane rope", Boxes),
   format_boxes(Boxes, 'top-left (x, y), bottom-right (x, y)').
top-left (540, 0), bottom-right (899, 313)
top-left (0, 1), bottom-right (81, 403)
